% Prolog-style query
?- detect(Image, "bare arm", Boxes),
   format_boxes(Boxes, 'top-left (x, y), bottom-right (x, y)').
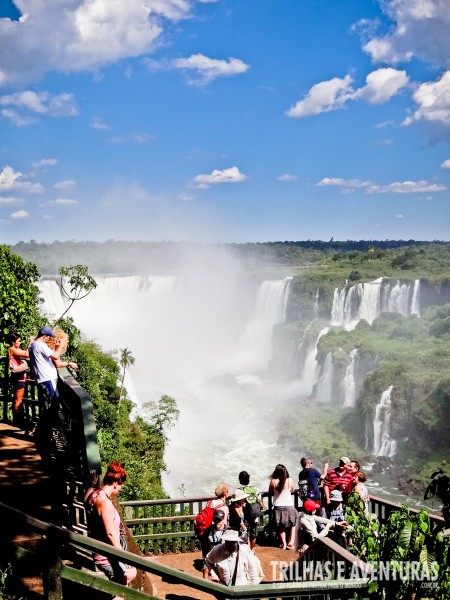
top-left (321, 463), bottom-right (329, 480)
top-left (9, 347), bottom-right (29, 359)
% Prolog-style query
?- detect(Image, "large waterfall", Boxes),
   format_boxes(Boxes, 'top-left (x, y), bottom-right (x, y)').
top-left (38, 272), bottom-right (298, 495)
top-left (371, 385), bottom-right (397, 457)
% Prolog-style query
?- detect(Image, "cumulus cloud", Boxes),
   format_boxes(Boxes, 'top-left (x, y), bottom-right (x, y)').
top-left (441, 159), bottom-right (450, 169)
top-left (153, 53), bottom-right (250, 85)
top-left (0, 196), bottom-right (21, 205)
top-left (32, 158), bottom-right (58, 170)
top-left (286, 75), bottom-right (355, 118)
top-left (0, 166), bottom-right (43, 194)
top-left (357, 68), bottom-right (409, 104)
top-left (191, 166), bottom-right (248, 188)
top-left (48, 198), bottom-right (78, 205)
top-left (10, 209), bottom-right (29, 219)
top-left (0, 0), bottom-right (195, 88)
top-left (403, 71), bottom-right (450, 126)
top-left (317, 176), bottom-right (446, 194)
top-left (54, 180), bottom-right (77, 192)
top-left (362, 0), bottom-right (450, 68)
top-left (0, 91), bottom-right (78, 125)
top-left (277, 173), bottom-right (298, 182)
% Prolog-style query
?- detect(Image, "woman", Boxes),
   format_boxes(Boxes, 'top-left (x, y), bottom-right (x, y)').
top-left (211, 483), bottom-right (230, 522)
top-left (88, 462), bottom-right (137, 585)
top-left (353, 470), bottom-right (370, 515)
top-left (269, 464), bottom-right (297, 550)
top-left (229, 489), bottom-right (250, 541)
top-left (7, 333), bottom-right (30, 427)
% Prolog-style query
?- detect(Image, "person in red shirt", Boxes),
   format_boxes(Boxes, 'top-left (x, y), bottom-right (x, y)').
top-left (323, 457), bottom-right (354, 505)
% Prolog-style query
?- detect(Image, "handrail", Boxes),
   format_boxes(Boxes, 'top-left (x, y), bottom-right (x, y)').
top-left (0, 500), bottom-right (370, 599)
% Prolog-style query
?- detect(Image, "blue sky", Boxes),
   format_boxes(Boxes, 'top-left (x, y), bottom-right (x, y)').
top-left (1, 0), bottom-right (450, 244)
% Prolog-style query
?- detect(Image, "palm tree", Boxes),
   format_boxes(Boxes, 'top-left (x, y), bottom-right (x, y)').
top-left (118, 348), bottom-right (135, 415)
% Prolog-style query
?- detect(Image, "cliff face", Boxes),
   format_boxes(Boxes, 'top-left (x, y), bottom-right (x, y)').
top-left (270, 276), bottom-right (450, 465)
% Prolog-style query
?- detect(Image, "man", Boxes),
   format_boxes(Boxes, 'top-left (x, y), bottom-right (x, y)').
top-left (322, 489), bottom-right (348, 548)
top-left (28, 325), bottom-right (78, 403)
top-left (298, 457), bottom-right (328, 506)
top-left (323, 456), bottom-right (353, 505)
top-left (205, 529), bottom-right (260, 586)
top-left (202, 509), bottom-right (228, 577)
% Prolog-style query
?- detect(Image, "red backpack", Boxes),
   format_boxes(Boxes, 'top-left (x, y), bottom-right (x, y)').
top-left (194, 500), bottom-right (224, 537)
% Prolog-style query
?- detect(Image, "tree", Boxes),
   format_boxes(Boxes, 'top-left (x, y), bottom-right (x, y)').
top-left (118, 348), bottom-right (135, 415)
top-left (141, 395), bottom-right (179, 439)
top-left (0, 245), bottom-right (42, 352)
top-left (56, 264), bottom-right (97, 321)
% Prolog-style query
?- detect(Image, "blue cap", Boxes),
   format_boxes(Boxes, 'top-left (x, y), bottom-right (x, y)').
top-left (38, 326), bottom-right (56, 338)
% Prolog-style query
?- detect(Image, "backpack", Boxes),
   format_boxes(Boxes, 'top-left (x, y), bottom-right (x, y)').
top-left (298, 478), bottom-right (309, 502)
top-left (194, 500), bottom-right (224, 538)
top-left (241, 486), bottom-right (261, 522)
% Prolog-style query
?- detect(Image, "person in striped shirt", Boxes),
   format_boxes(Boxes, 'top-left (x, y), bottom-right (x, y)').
top-left (323, 456), bottom-right (354, 505)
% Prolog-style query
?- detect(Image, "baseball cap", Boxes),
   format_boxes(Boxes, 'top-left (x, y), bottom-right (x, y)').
top-left (340, 456), bottom-right (351, 465)
top-left (303, 499), bottom-right (320, 512)
top-left (38, 326), bottom-right (56, 338)
top-left (213, 509), bottom-right (225, 522)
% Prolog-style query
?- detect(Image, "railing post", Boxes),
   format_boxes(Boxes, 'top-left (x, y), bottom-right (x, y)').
top-left (42, 529), bottom-right (63, 600)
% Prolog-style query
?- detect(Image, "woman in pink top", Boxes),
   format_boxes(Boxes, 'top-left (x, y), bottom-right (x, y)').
top-left (269, 464), bottom-right (298, 549)
top-left (88, 462), bottom-right (137, 585)
top-left (7, 333), bottom-right (31, 427)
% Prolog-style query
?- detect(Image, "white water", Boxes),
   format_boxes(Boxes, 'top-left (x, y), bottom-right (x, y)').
top-left (299, 326), bottom-right (330, 397)
top-left (315, 352), bottom-right (334, 403)
top-left (372, 385), bottom-right (397, 457)
top-left (331, 278), bottom-right (419, 330)
top-left (39, 272), bottom-right (300, 495)
top-left (343, 349), bottom-right (357, 408)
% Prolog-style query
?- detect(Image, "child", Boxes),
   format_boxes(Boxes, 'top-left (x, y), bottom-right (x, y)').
top-left (238, 471), bottom-right (263, 549)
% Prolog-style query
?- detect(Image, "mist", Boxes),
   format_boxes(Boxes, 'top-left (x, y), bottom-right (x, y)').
top-left (39, 245), bottom-right (300, 496)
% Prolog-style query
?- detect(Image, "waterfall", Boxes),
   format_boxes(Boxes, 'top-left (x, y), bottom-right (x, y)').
top-left (343, 349), bottom-right (357, 407)
top-left (411, 279), bottom-right (420, 316)
top-left (372, 385), bottom-right (397, 457)
top-left (299, 326), bottom-right (329, 397)
top-left (315, 352), bottom-right (334, 403)
top-left (38, 272), bottom-right (299, 495)
top-left (331, 277), bottom-right (419, 330)
top-left (313, 289), bottom-right (319, 319)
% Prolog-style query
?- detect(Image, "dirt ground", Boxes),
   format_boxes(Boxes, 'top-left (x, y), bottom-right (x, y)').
top-left (148, 545), bottom-right (298, 600)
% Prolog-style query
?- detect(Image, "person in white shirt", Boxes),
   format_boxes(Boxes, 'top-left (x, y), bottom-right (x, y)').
top-left (28, 325), bottom-right (77, 404)
top-left (297, 499), bottom-right (335, 556)
top-left (269, 464), bottom-right (297, 549)
top-left (205, 529), bottom-right (261, 586)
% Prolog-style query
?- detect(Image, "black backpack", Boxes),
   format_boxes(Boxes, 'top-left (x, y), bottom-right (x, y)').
top-left (298, 472), bottom-right (309, 501)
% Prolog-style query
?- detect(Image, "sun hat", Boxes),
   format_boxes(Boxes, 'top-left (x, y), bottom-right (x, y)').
top-left (303, 499), bottom-right (320, 512)
top-left (330, 489), bottom-right (343, 502)
top-left (231, 489), bottom-right (250, 503)
top-left (38, 325), bottom-right (56, 338)
top-left (221, 529), bottom-right (241, 542)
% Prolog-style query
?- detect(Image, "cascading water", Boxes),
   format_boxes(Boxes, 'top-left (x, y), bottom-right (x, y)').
top-left (372, 385), bottom-right (397, 457)
top-left (314, 352), bottom-right (334, 403)
top-left (343, 349), bottom-right (357, 408)
top-left (38, 271), bottom-right (299, 495)
top-left (298, 326), bottom-right (330, 397)
top-left (411, 279), bottom-right (420, 316)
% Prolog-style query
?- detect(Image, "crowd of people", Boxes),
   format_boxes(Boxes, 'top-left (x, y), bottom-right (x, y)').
top-left (198, 457), bottom-right (370, 586)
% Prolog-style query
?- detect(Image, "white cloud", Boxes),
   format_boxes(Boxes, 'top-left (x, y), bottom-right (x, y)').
top-left (32, 158), bottom-right (58, 170)
top-left (191, 166), bottom-right (248, 188)
top-left (54, 180), bottom-right (77, 192)
top-left (277, 173), bottom-right (298, 182)
top-left (286, 75), bottom-right (355, 118)
top-left (90, 116), bottom-right (110, 130)
top-left (10, 209), bottom-right (29, 219)
top-left (317, 177), bottom-right (373, 188)
top-left (178, 192), bottom-right (195, 202)
top-left (403, 71), bottom-right (450, 126)
top-left (362, 0), bottom-right (450, 68)
top-left (367, 180), bottom-right (446, 194)
top-left (357, 68), bottom-right (409, 104)
top-left (48, 198), bottom-right (78, 205)
top-left (317, 176), bottom-right (446, 194)
top-left (441, 159), bottom-right (450, 169)
top-left (0, 166), bottom-right (44, 194)
top-left (0, 0), bottom-right (195, 88)
top-left (0, 91), bottom-right (78, 125)
top-left (167, 54), bottom-right (249, 85)
top-left (396, 214), bottom-right (404, 219)
top-left (0, 196), bottom-right (21, 205)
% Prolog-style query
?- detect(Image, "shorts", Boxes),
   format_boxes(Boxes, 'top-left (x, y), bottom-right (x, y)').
top-left (96, 560), bottom-right (129, 584)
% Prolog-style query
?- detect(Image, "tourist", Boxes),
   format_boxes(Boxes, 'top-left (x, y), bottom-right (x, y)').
top-left (298, 457), bottom-right (328, 506)
top-left (28, 325), bottom-right (78, 404)
top-left (204, 529), bottom-right (261, 585)
top-left (269, 464), bottom-right (297, 550)
top-left (211, 483), bottom-right (230, 522)
top-left (297, 499), bottom-right (334, 556)
top-left (87, 462), bottom-right (137, 585)
top-left (7, 333), bottom-right (31, 427)
top-left (202, 509), bottom-right (228, 578)
top-left (321, 489), bottom-right (348, 548)
top-left (238, 470), bottom-right (263, 549)
top-left (323, 456), bottom-right (353, 505)
top-left (353, 470), bottom-right (370, 515)
top-left (229, 489), bottom-right (250, 542)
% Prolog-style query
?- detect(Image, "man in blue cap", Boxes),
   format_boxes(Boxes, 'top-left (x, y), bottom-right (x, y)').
top-left (29, 325), bottom-right (78, 402)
